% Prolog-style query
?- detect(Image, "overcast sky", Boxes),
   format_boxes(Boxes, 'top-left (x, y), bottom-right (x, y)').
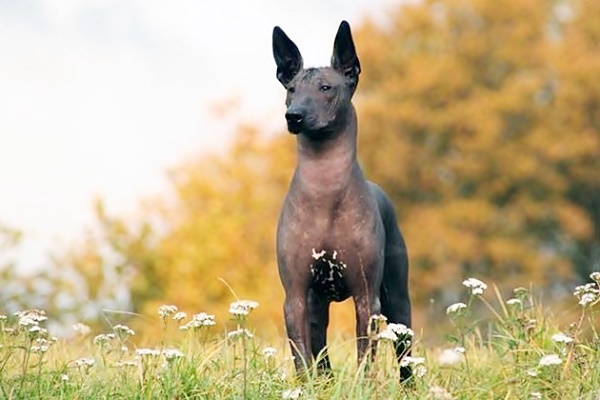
top-left (0, 0), bottom-right (401, 270)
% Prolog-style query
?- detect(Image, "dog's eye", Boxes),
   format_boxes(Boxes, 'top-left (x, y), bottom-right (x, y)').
top-left (320, 85), bottom-right (331, 92)
top-left (287, 86), bottom-right (296, 94)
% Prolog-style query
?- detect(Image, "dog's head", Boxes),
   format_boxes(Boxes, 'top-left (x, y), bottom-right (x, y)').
top-left (272, 21), bottom-right (361, 138)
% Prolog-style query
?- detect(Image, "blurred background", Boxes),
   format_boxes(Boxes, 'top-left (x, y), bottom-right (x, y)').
top-left (1, 0), bottom-right (598, 341)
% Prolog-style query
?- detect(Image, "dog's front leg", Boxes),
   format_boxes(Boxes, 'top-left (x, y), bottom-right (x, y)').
top-left (284, 292), bottom-right (312, 374)
top-left (354, 290), bottom-right (381, 366)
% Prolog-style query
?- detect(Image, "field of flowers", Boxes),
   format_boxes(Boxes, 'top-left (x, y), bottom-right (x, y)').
top-left (1, 274), bottom-right (599, 399)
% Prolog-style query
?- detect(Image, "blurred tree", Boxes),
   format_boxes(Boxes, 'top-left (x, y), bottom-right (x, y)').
top-left (46, 0), bottom-right (598, 333)
top-left (549, 0), bottom-right (600, 279)
top-left (356, 0), bottom-right (599, 304)
top-left (0, 221), bottom-right (133, 332)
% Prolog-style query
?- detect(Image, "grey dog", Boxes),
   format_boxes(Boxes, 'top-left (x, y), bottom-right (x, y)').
top-left (273, 20), bottom-right (412, 382)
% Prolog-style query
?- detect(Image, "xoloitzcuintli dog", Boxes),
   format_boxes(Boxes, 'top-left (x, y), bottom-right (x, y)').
top-left (273, 20), bottom-right (412, 382)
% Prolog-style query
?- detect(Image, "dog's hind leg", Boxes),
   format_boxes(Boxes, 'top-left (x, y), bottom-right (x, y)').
top-left (372, 184), bottom-right (412, 382)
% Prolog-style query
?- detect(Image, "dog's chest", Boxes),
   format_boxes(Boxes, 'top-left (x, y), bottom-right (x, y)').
top-left (309, 248), bottom-right (351, 302)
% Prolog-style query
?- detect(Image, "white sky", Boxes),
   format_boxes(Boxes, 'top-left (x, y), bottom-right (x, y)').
top-left (0, 0), bottom-right (401, 270)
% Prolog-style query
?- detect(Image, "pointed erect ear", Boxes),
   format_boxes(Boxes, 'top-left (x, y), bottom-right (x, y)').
top-left (272, 26), bottom-right (303, 87)
top-left (331, 20), bottom-right (361, 91)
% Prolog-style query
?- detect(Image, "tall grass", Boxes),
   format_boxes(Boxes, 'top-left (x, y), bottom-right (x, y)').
top-left (1, 274), bottom-right (599, 399)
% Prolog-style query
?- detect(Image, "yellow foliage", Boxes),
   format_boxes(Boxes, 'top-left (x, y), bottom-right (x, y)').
top-left (55, 0), bottom-right (598, 335)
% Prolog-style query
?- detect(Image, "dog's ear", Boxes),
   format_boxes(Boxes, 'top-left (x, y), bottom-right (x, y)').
top-left (273, 26), bottom-right (303, 87)
top-left (331, 20), bottom-right (361, 91)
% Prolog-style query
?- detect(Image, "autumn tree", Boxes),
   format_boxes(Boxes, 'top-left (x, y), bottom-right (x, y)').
top-left (46, 0), bottom-right (598, 333)
top-left (356, 0), bottom-right (599, 304)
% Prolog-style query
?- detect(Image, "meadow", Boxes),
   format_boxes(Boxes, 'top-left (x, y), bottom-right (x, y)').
top-left (1, 274), bottom-right (599, 399)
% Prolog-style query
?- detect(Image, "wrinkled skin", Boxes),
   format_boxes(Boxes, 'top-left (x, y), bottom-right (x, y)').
top-left (273, 21), bottom-right (412, 382)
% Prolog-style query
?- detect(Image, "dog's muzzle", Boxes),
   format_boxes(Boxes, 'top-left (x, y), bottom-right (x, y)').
top-left (285, 110), bottom-right (304, 134)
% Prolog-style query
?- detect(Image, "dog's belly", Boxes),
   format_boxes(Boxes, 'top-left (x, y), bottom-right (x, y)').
top-left (309, 248), bottom-right (351, 302)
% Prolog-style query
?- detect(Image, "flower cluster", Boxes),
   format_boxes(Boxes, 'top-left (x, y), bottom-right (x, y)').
top-left (400, 356), bottom-right (427, 377)
top-left (227, 328), bottom-right (254, 341)
top-left (538, 354), bottom-right (562, 367)
top-left (229, 300), bottom-right (259, 319)
top-left (462, 278), bottom-right (487, 296)
top-left (437, 346), bottom-right (465, 366)
top-left (173, 312), bottom-right (187, 322)
top-left (551, 332), bottom-right (574, 344)
top-left (14, 309), bottom-right (47, 327)
top-left (179, 312), bottom-right (216, 330)
top-left (136, 348), bottom-right (161, 357)
top-left (163, 348), bottom-right (185, 362)
top-left (93, 333), bottom-right (116, 347)
top-left (262, 347), bottom-right (277, 359)
top-left (158, 305), bottom-right (179, 319)
top-left (446, 302), bottom-right (467, 317)
top-left (378, 323), bottom-right (414, 343)
top-left (573, 273), bottom-right (600, 308)
top-left (113, 324), bottom-right (135, 339)
top-left (74, 357), bottom-right (95, 373)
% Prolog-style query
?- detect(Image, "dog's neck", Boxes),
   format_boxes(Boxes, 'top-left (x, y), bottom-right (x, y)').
top-left (294, 106), bottom-right (360, 194)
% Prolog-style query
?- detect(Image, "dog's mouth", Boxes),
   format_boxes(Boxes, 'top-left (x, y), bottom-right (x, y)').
top-left (286, 121), bottom-right (302, 134)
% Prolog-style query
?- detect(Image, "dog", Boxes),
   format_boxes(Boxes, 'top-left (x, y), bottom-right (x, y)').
top-left (273, 20), bottom-right (412, 382)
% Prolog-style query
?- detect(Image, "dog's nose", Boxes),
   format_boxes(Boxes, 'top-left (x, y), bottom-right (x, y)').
top-left (285, 111), bottom-right (304, 125)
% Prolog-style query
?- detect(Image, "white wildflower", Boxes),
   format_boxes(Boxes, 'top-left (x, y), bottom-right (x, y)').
top-left (579, 292), bottom-right (598, 307)
top-left (61, 374), bottom-right (69, 382)
top-left (438, 347), bottom-right (465, 366)
top-left (93, 333), bottom-right (114, 347)
top-left (14, 310), bottom-right (47, 326)
top-left (530, 392), bottom-right (542, 399)
top-left (282, 387), bottom-right (303, 399)
top-left (227, 328), bottom-right (254, 341)
top-left (446, 302), bottom-right (467, 315)
top-left (179, 312), bottom-right (215, 330)
top-left (115, 360), bottom-right (138, 368)
top-left (400, 356), bottom-right (425, 368)
top-left (378, 328), bottom-right (398, 342)
top-left (163, 348), bottom-right (184, 361)
top-left (539, 354), bottom-right (562, 367)
top-left (135, 348), bottom-right (161, 357)
top-left (31, 345), bottom-right (49, 353)
top-left (462, 278), bottom-right (487, 295)
top-left (526, 369), bottom-right (538, 377)
top-left (387, 323), bottom-right (414, 338)
top-left (506, 298), bottom-right (522, 306)
top-left (229, 300), bottom-right (259, 318)
top-left (590, 271), bottom-right (600, 283)
top-left (263, 347), bottom-right (277, 358)
top-left (0, 315), bottom-right (7, 321)
top-left (113, 324), bottom-right (135, 337)
top-left (551, 332), bottom-right (573, 344)
top-left (75, 357), bottom-right (95, 368)
top-left (28, 325), bottom-right (43, 336)
top-left (72, 323), bottom-right (91, 336)
top-left (173, 312), bottom-right (187, 322)
top-left (573, 282), bottom-right (599, 307)
top-left (158, 305), bottom-right (178, 319)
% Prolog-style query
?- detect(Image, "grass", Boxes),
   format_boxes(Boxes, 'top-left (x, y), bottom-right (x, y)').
top-left (1, 275), bottom-right (600, 399)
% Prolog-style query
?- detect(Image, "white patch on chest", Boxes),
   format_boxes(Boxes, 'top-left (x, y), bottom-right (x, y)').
top-left (311, 248), bottom-right (326, 260)
top-left (309, 249), bottom-right (348, 301)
